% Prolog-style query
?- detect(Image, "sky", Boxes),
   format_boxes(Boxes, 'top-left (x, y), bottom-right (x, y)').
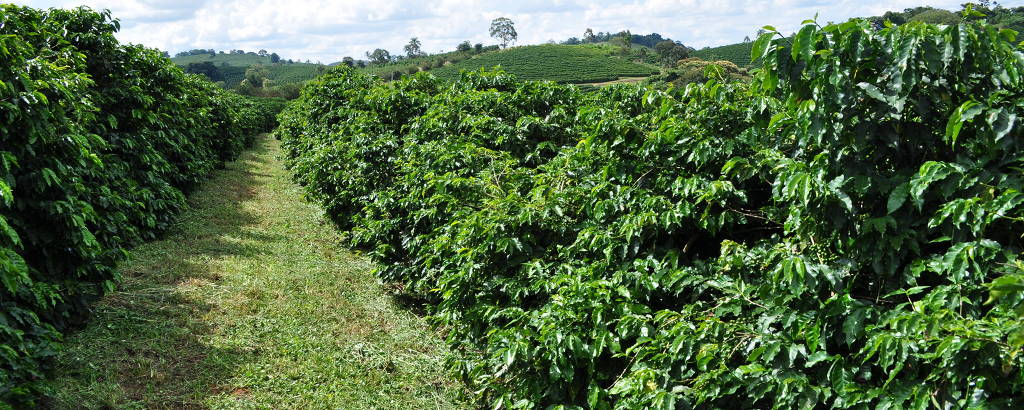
top-left (10, 0), bottom-right (1014, 64)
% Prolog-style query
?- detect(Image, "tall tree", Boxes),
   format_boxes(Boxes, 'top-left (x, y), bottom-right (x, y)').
top-left (617, 30), bottom-right (633, 56)
top-left (366, 48), bottom-right (391, 65)
top-left (270, 52), bottom-right (280, 63)
top-left (654, 40), bottom-right (689, 66)
top-left (243, 64), bottom-right (269, 88)
top-left (404, 37), bottom-right (423, 57)
top-left (456, 40), bottom-right (472, 52)
top-left (489, 17), bottom-right (518, 48)
top-left (583, 28), bottom-right (595, 43)
top-left (258, 49), bottom-right (268, 57)
top-left (342, 56), bottom-right (355, 67)
top-left (184, 61), bottom-right (223, 82)
top-left (654, 40), bottom-right (675, 57)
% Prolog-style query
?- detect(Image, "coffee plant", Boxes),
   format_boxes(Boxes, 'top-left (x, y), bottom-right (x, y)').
top-left (0, 6), bottom-right (279, 404)
top-left (281, 15), bottom-right (1023, 409)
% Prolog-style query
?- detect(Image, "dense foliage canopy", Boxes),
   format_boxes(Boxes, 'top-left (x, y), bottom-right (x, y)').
top-left (0, 6), bottom-right (279, 404)
top-left (278, 15), bottom-right (1024, 408)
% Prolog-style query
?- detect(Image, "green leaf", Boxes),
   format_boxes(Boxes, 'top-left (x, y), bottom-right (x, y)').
top-left (945, 101), bottom-right (984, 146)
top-left (857, 83), bottom-right (889, 104)
top-left (986, 275), bottom-right (1024, 304)
top-left (0, 179), bottom-right (12, 207)
top-left (988, 108), bottom-right (1016, 142)
top-left (752, 32), bottom-right (775, 63)
top-left (792, 25), bottom-right (817, 62)
top-left (842, 308), bottom-right (866, 346)
top-left (805, 351), bottom-right (831, 367)
top-left (887, 182), bottom-right (909, 214)
top-left (0, 215), bottom-right (18, 246)
top-left (1007, 326), bottom-right (1024, 348)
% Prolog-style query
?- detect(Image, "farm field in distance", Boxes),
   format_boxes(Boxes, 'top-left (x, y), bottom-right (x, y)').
top-left (3, 2), bottom-right (1024, 409)
top-left (428, 44), bottom-right (659, 83)
top-left (690, 41), bottom-right (755, 67)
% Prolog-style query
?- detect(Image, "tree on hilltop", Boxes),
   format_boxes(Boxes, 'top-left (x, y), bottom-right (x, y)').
top-left (654, 40), bottom-right (690, 66)
top-left (404, 37), bottom-right (423, 57)
top-left (490, 17), bottom-right (517, 48)
top-left (243, 64), bottom-right (269, 88)
top-left (366, 48), bottom-right (391, 65)
top-left (616, 30), bottom-right (632, 56)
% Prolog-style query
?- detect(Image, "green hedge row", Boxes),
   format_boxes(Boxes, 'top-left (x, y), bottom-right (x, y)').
top-left (0, 6), bottom-right (278, 404)
top-left (278, 18), bottom-right (1024, 408)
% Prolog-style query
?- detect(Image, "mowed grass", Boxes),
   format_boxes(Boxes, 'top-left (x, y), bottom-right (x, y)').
top-left (41, 135), bottom-right (467, 409)
top-left (430, 44), bottom-right (658, 83)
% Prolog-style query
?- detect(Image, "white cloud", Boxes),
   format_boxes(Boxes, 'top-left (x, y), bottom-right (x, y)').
top-left (9, 0), bottom-right (997, 63)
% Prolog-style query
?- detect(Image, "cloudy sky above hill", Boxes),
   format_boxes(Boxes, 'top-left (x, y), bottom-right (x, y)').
top-left (12, 0), bottom-right (998, 63)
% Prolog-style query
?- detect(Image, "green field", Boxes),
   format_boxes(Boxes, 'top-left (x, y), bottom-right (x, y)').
top-left (691, 41), bottom-right (755, 67)
top-left (172, 54), bottom-right (321, 87)
top-left (428, 44), bottom-right (659, 83)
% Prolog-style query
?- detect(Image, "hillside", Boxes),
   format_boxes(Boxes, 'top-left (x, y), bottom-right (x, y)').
top-left (355, 50), bottom-right (472, 78)
top-left (171, 53), bottom-right (316, 66)
top-left (171, 54), bottom-right (321, 87)
top-left (428, 44), bottom-right (658, 83)
top-left (691, 41), bottom-right (754, 67)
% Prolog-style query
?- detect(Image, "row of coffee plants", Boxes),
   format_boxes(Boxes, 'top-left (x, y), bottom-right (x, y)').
top-left (277, 17), bottom-right (1023, 408)
top-left (1, 6), bottom-right (279, 404)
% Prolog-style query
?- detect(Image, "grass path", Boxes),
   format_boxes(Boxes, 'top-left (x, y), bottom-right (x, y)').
top-left (43, 135), bottom-right (467, 409)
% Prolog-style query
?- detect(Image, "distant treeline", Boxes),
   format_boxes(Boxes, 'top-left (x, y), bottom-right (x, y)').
top-left (174, 48), bottom-right (302, 64)
top-left (181, 61), bottom-right (321, 99)
top-left (868, 4), bottom-right (1023, 32)
top-left (176, 48), bottom-right (268, 57)
top-left (563, 31), bottom-right (677, 48)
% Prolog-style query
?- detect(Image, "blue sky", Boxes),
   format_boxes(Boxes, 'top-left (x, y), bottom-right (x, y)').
top-left (11, 0), bottom-right (1009, 63)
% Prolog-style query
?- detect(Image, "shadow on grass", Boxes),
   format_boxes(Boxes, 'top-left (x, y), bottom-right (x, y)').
top-left (388, 292), bottom-right (433, 317)
top-left (41, 137), bottom-right (281, 408)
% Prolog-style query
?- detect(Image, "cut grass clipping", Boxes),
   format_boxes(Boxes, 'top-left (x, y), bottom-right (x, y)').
top-left (42, 135), bottom-right (467, 409)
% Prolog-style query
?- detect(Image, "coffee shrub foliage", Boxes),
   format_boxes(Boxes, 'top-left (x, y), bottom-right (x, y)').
top-left (277, 17), bottom-right (1024, 409)
top-left (1, 5), bottom-right (279, 403)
